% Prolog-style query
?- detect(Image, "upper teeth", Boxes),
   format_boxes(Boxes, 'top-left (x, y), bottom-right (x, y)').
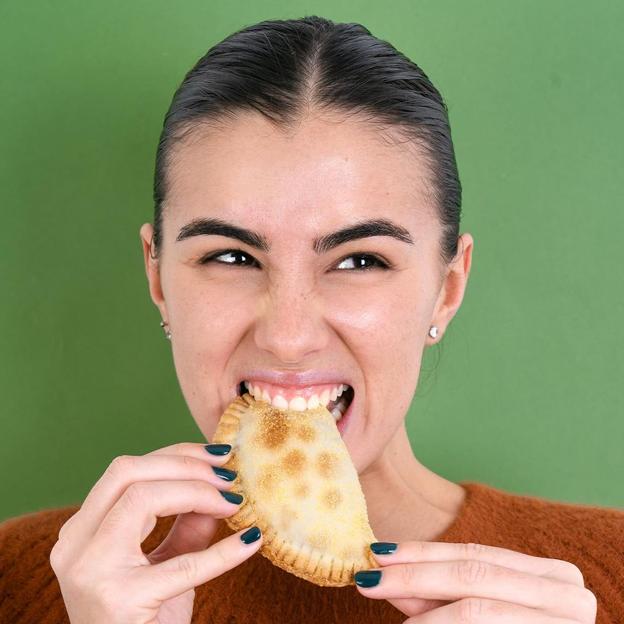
top-left (243, 380), bottom-right (350, 420)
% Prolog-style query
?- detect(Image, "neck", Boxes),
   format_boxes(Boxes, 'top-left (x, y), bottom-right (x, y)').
top-left (358, 421), bottom-right (466, 543)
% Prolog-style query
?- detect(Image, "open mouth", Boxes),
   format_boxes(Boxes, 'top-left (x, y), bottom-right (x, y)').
top-left (326, 384), bottom-right (354, 420)
top-left (237, 381), bottom-right (355, 422)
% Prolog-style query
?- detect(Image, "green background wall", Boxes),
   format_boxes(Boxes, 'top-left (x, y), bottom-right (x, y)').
top-left (1, 0), bottom-right (622, 523)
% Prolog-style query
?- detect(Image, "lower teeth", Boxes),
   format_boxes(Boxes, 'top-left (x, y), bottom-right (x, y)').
top-left (331, 398), bottom-right (349, 421)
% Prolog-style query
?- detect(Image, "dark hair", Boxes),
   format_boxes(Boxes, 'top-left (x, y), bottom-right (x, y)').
top-left (151, 15), bottom-right (462, 273)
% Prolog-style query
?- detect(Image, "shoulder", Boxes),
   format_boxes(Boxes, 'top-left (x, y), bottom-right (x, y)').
top-left (0, 505), bottom-right (80, 623)
top-left (453, 481), bottom-right (624, 621)
top-left (0, 504), bottom-right (80, 556)
top-left (453, 481), bottom-right (624, 548)
top-left (0, 504), bottom-right (79, 533)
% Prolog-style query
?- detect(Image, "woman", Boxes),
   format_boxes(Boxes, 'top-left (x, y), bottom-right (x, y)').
top-left (1, 15), bottom-right (621, 624)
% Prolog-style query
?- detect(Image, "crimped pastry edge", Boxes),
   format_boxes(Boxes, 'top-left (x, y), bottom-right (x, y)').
top-left (210, 393), bottom-right (378, 587)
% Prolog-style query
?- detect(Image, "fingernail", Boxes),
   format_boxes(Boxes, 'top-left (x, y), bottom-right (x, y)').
top-left (354, 570), bottom-right (382, 587)
top-left (205, 443), bottom-right (231, 456)
top-left (240, 526), bottom-right (261, 544)
top-left (370, 542), bottom-right (397, 555)
top-left (220, 490), bottom-right (243, 504)
top-left (212, 466), bottom-right (237, 481)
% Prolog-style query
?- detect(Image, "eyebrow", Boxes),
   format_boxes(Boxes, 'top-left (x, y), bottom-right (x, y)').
top-left (176, 217), bottom-right (414, 253)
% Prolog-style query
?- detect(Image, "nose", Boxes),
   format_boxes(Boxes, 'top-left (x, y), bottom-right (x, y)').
top-left (253, 281), bottom-right (330, 364)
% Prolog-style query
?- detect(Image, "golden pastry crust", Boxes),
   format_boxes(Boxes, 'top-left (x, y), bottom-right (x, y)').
top-left (211, 393), bottom-right (378, 586)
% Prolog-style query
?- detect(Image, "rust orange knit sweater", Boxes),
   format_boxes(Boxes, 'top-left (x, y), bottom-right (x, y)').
top-left (1, 480), bottom-right (622, 623)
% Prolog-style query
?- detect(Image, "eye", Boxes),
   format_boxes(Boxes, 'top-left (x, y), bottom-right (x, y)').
top-left (334, 253), bottom-right (390, 271)
top-left (198, 249), bottom-right (260, 268)
top-left (197, 249), bottom-right (391, 271)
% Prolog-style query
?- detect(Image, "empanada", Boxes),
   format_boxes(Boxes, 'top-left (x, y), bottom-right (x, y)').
top-left (211, 392), bottom-right (378, 586)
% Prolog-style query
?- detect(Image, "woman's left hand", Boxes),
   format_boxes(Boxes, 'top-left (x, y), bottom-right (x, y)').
top-left (354, 540), bottom-right (597, 622)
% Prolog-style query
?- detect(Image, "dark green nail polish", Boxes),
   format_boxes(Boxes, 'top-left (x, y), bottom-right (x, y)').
top-left (212, 466), bottom-right (237, 481)
top-left (220, 490), bottom-right (243, 504)
top-left (370, 542), bottom-right (397, 555)
top-left (205, 443), bottom-right (231, 456)
top-left (240, 526), bottom-right (261, 544)
top-left (354, 570), bottom-right (382, 587)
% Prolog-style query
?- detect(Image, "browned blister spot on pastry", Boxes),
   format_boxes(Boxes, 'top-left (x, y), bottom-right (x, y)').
top-left (322, 487), bottom-right (342, 509)
top-left (296, 423), bottom-right (316, 443)
top-left (256, 464), bottom-right (278, 493)
top-left (316, 451), bottom-right (339, 478)
top-left (281, 448), bottom-right (306, 476)
top-left (259, 409), bottom-right (291, 448)
top-left (294, 482), bottom-right (310, 498)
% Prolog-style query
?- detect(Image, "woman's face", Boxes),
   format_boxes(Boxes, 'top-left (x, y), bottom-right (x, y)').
top-left (140, 110), bottom-right (472, 473)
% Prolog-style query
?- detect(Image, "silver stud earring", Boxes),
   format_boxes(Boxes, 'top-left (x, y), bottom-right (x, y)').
top-left (428, 325), bottom-right (438, 339)
top-left (160, 320), bottom-right (172, 340)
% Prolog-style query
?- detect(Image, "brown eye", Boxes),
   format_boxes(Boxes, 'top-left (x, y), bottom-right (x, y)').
top-left (198, 249), bottom-right (260, 267)
top-left (335, 253), bottom-right (389, 271)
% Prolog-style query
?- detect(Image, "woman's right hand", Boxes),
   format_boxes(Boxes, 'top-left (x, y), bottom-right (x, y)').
top-left (49, 442), bottom-right (262, 624)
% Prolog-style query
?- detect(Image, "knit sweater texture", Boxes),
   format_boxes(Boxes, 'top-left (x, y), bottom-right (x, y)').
top-left (1, 480), bottom-right (622, 623)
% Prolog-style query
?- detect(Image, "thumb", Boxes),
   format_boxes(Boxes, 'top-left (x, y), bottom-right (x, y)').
top-left (146, 512), bottom-right (220, 564)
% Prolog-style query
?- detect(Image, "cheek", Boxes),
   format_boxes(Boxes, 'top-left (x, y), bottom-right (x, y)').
top-left (166, 277), bottom-right (259, 428)
top-left (169, 274), bottom-right (257, 338)
top-left (333, 284), bottom-right (424, 349)
top-left (333, 286), bottom-right (427, 408)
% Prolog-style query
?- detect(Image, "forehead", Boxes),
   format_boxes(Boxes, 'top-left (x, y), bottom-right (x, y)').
top-left (163, 111), bottom-right (437, 236)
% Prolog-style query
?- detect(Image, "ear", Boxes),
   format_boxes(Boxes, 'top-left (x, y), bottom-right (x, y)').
top-left (429, 232), bottom-right (474, 341)
top-left (139, 223), bottom-right (168, 321)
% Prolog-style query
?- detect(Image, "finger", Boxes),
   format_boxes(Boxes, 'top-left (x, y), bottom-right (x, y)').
top-left (61, 450), bottom-right (238, 553)
top-left (135, 525), bottom-right (263, 603)
top-left (383, 596), bottom-right (450, 619)
top-left (145, 511), bottom-right (220, 564)
top-left (146, 442), bottom-right (234, 466)
top-left (370, 540), bottom-right (586, 586)
top-left (355, 560), bottom-right (594, 621)
top-left (91, 480), bottom-right (244, 562)
top-left (402, 597), bottom-right (579, 623)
